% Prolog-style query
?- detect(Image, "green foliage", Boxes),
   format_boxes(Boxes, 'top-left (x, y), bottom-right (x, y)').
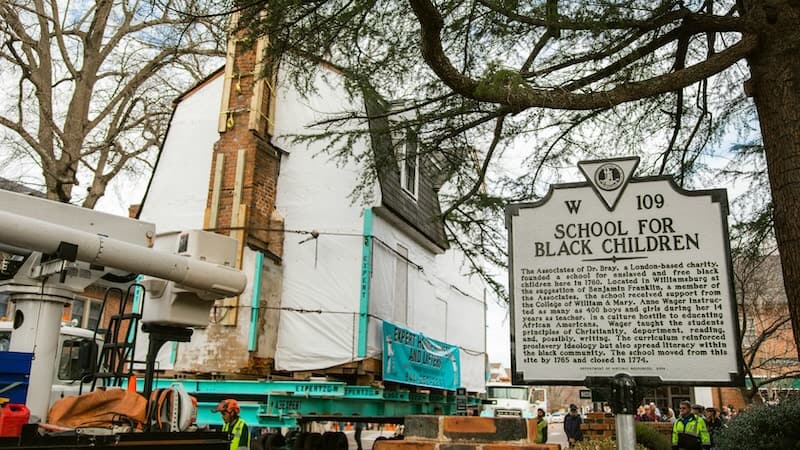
top-left (231, 0), bottom-right (768, 305)
top-left (475, 68), bottom-right (526, 99)
top-left (567, 424), bottom-right (670, 450)
top-left (635, 423), bottom-right (672, 450)
top-left (716, 396), bottom-right (800, 450)
top-left (572, 439), bottom-right (647, 450)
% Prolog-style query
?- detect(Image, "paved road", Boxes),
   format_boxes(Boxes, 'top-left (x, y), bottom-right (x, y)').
top-left (546, 422), bottom-right (569, 448)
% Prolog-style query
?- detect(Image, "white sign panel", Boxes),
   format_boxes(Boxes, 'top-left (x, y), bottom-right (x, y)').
top-left (507, 157), bottom-right (741, 385)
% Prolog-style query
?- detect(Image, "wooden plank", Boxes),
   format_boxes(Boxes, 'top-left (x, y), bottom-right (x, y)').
top-left (208, 153), bottom-right (224, 230)
top-left (249, 35), bottom-right (269, 132)
top-left (218, 13), bottom-right (239, 132)
top-left (230, 149), bottom-right (246, 233)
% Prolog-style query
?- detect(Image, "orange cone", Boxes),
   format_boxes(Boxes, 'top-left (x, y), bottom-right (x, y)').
top-left (127, 374), bottom-right (138, 392)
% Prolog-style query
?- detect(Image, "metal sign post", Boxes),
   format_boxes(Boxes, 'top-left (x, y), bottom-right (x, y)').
top-left (505, 157), bottom-right (744, 445)
top-left (609, 374), bottom-right (638, 450)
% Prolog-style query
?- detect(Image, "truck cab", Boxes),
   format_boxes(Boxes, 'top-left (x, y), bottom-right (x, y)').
top-left (0, 321), bottom-right (102, 405)
top-left (481, 382), bottom-right (548, 418)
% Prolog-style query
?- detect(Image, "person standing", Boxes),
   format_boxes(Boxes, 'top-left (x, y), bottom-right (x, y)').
top-left (650, 402), bottom-right (662, 418)
top-left (635, 405), bottom-right (647, 421)
top-left (214, 399), bottom-right (251, 450)
top-left (564, 404), bottom-right (584, 447)
top-left (672, 401), bottom-right (710, 450)
top-left (704, 408), bottom-right (724, 450)
top-left (534, 408), bottom-right (548, 444)
top-left (663, 407), bottom-right (677, 423)
top-left (719, 406), bottom-right (730, 424)
top-left (355, 421), bottom-right (364, 450)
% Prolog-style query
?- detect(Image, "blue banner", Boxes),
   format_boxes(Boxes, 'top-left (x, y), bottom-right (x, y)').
top-left (382, 321), bottom-right (460, 391)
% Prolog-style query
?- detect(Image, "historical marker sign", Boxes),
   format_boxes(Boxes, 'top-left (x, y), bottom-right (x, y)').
top-left (506, 157), bottom-right (742, 385)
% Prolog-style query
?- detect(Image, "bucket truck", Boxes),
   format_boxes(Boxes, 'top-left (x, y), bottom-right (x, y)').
top-left (0, 188), bottom-right (246, 448)
top-left (0, 187), bottom-right (485, 450)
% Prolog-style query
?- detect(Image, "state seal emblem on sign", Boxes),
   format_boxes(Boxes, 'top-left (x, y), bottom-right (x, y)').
top-left (594, 162), bottom-right (624, 191)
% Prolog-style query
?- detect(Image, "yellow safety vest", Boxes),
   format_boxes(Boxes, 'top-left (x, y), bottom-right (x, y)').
top-left (672, 414), bottom-right (710, 448)
top-left (534, 417), bottom-right (548, 443)
top-left (222, 417), bottom-right (250, 450)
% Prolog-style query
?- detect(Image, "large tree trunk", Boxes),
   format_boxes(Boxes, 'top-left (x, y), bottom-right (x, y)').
top-left (747, 1), bottom-right (800, 361)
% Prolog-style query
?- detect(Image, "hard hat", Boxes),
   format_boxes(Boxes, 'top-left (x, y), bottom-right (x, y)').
top-left (214, 399), bottom-right (240, 415)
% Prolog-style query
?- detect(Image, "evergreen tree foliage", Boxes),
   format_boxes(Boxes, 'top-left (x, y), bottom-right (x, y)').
top-left (230, 1), bottom-right (800, 356)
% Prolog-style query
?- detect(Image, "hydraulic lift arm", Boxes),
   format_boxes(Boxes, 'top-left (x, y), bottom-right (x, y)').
top-left (0, 189), bottom-right (246, 419)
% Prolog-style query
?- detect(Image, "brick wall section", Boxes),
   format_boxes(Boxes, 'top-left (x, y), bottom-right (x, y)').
top-left (442, 417), bottom-right (527, 442)
top-left (378, 416), bottom-right (561, 450)
top-left (713, 387), bottom-right (747, 411)
top-left (582, 412), bottom-right (615, 441)
top-left (208, 37), bottom-right (282, 258)
top-left (645, 422), bottom-right (673, 439)
top-left (583, 412), bottom-right (674, 441)
top-left (248, 141), bottom-right (281, 253)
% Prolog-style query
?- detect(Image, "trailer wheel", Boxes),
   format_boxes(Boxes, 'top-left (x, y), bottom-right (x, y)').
top-left (262, 432), bottom-right (287, 450)
top-left (303, 432), bottom-right (323, 450)
top-left (322, 431), bottom-right (348, 450)
top-left (291, 432), bottom-right (307, 450)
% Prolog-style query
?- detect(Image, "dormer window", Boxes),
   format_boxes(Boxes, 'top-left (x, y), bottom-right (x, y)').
top-left (394, 130), bottom-right (418, 198)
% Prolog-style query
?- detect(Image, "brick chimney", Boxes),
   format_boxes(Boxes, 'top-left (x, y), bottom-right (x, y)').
top-left (204, 15), bottom-right (285, 324)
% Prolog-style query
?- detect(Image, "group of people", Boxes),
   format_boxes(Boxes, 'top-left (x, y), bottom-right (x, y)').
top-left (553, 400), bottom-right (732, 449)
top-left (635, 400), bottom-right (732, 450)
top-left (635, 402), bottom-right (669, 422)
top-left (532, 403), bottom-right (584, 447)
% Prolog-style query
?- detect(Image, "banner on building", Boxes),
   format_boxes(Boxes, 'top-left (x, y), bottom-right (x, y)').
top-left (382, 321), bottom-right (460, 391)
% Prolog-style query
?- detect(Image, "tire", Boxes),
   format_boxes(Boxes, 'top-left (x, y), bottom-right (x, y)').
top-left (262, 432), bottom-right (287, 450)
top-left (251, 438), bottom-right (264, 450)
top-left (291, 432), bottom-right (307, 450)
top-left (303, 432), bottom-right (323, 450)
top-left (322, 431), bottom-right (348, 450)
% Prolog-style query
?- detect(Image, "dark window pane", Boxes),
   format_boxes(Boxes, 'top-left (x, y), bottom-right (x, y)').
top-left (71, 300), bottom-right (85, 327)
top-left (87, 301), bottom-right (102, 331)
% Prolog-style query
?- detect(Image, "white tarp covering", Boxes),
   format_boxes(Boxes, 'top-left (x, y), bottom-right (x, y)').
top-left (270, 69), bottom-right (369, 370)
top-left (138, 75), bottom-right (222, 232)
top-left (367, 214), bottom-right (487, 392)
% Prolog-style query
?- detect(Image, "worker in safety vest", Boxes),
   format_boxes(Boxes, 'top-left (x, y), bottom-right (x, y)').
top-left (672, 401), bottom-right (710, 450)
top-left (214, 399), bottom-right (251, 450)
top-left (534, 408), bottom-right (548, 443)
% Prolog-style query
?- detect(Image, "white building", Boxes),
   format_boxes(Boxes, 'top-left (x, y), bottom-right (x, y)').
top-left (136, 60), bottom-right (488, 393)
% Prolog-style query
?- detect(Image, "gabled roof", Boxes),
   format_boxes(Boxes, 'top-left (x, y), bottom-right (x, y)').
top-left (173, 66), bottom-right (225, 105)
top-left (0, 177), bottom-right (45, 197)
top-left (363, 90), bottom-right (449, 252)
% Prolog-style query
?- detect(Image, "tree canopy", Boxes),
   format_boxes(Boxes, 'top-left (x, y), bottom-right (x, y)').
top-left (0, 0), bottom-right (226, 207)
top-left (234, 0), bottom-right (800, 358)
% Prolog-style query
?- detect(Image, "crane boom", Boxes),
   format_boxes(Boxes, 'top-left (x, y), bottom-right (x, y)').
top-left (0, 189), bottom-right (246, 419)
